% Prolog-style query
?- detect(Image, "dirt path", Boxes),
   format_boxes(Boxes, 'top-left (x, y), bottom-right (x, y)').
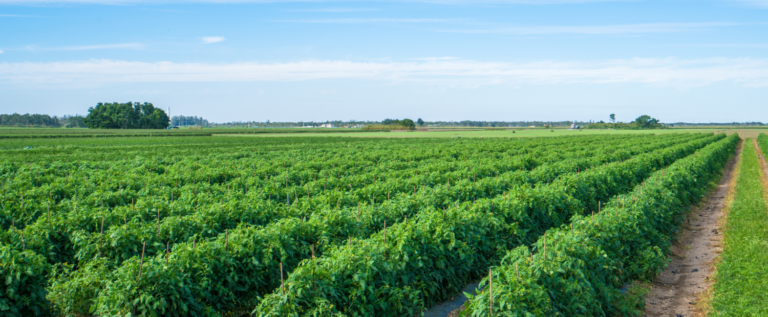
top-left (644, 140), bottom-right (743, 317)
top-left (754, 139), bottom-right (768, 191)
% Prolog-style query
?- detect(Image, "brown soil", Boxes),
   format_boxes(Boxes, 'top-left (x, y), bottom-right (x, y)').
top-left (644, 140), bottom-right (743, 317)
top-left (754, 139), bottom-right (768, 192)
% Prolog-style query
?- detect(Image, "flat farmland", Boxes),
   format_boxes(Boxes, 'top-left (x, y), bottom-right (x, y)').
top-left (0, 132), bottom-right (741, 316)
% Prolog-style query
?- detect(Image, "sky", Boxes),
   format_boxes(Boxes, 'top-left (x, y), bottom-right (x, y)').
top-left (1, 0), bottom-right (767, 123)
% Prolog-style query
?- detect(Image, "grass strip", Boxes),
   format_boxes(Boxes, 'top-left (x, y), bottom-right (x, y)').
top-left (710, 139), bottom-right (768, 316)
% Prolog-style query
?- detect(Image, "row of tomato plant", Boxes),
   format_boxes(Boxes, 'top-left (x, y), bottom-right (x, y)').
top-left (250, 133), bottom-right (725, 316)
top-left (461, 133), bottom-right (740, 316)
top-left (36, 134), bottom-right (696, 315)
top-left (0, 134), bottom-right (708, 316)
top-left (3, 134), bottom-right (658, 230)
top-left (78, 134), bottom-right (721, 316)
top-left (2, 134), bottom-right (694, 267)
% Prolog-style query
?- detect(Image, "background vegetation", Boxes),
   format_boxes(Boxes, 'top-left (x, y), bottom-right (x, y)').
top-left (83, 102), bottom-right (170, 129)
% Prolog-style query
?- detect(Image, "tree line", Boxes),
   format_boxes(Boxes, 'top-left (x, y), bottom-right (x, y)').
top-left (83, 102), bottom-right (170, 129)
top-left (171, 115), bottom-right (209, 127)
top-left (0, 113), bottom-right (86, 128)
top-left (587, 115), bottom-right (666, 130)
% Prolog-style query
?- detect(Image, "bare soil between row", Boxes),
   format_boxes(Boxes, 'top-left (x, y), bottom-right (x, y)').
top-left (644, 140), bottom-right (744, 317)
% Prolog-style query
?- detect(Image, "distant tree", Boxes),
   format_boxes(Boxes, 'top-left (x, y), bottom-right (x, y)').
top-left (417, 118), bottom-right (425, 126)
top-left (634, 115), bottom-right (661, 129)
top-left (401, 119), bottom-right (416, 129)
top-left (610, 114), bottom-right (616, 123)
top-left (84, 102), bottom-right (169, 129)
top-left (0, 113), bottom-right (61, 127)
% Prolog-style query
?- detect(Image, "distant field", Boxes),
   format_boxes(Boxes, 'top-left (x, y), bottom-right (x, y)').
top-left (220, 128), bottom-right (731, 138)
top-left (0, 127), bottom-right (375, 138)
top-left (3, 127), bottom-right (766, 139)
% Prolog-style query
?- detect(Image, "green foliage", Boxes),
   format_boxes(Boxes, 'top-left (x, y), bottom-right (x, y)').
top-left (0, 132), bottom-right (723, 316)
top-left (368, 118), bottom-right (417, 130)
top-left (0, 244), bottom-right (51, 316)
top-left (462, 134), bottom-right (739, 316)
top-left (0, 113), bottom-right (85, 128)
top-left (711, 137), bottom-right (768, 316)
top-left (83, 102), bottom-right (169, 129)
top-left (254, 134), bottom-right (723, 316)
top-left (588, 115), bottom-right (664, 130)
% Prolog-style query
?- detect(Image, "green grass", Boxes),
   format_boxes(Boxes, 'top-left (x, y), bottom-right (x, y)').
top-left (710, 139), bottom-right (768, 316)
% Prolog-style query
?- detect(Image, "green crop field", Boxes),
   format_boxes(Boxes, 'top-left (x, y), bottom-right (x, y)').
top-left (0, 131), bottom-right (753, 316)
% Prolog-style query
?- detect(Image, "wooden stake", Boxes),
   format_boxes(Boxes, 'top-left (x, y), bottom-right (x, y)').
top-left (543, 235), bottom-right (547, 259)
top-left (280, 262), bottom-right (285, 296)
top-left (138, 242), bottom-right (146, 284)
top-left (225, 229), bottom-right (228, 250)
top-left (383, 220), bottom-right (387, 245)
top-left (166, 241), bottom-right (169, 265)
top-left (47, 202), bottom-right (51, 229)
top-left (311, 244), bottom-right (316, 290)
top-left (516, 262), bottom-right (519, 279)
top-left (489, 268), bottom-right (493, 315)
top-left (99, 217), bottom-right (105, 254)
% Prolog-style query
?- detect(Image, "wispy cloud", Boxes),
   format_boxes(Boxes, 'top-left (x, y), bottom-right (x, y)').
top-left (287, 8), bottom-right (380, 13)
top-left (675, 43), bottom-right (768, 48)
top-left (0, 14), bottom-right (40, 17)
top-left (274, 18), bottom-right (463, 24)
top-left (201, 36), bottom-right (225, 44)
top-left (3, 58), bottom-right (768, 88)
top-left (441, 22), bottom-right (740, 35)
top-left (412, 56), bottom-right (460, 60)
top-left (18, 43), bottom-right (144, 51)
top-left (0, 50), bottom-right (4, 54)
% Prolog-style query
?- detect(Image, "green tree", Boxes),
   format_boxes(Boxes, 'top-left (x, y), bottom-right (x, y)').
top-left (634, 115), bottom-right (661, 129)
top-left (417, 118), bottom-right (425, 126)
top-left (84, 102), bottom-right (169, 129)
top-left (609, 114), bottom-right (616, 123)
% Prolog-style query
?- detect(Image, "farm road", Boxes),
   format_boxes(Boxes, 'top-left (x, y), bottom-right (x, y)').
top-left (644, 140), bottom-right (743, 317)
top-left (753, 139), bottom-right (768, 198)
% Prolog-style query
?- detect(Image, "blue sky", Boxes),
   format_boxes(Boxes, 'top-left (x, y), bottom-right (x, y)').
top-left (1, 0), bottom-right (767, 123)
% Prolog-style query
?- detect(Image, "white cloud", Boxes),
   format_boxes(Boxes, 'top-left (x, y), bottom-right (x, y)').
top-left (0, 14), bottom-right (40, 17)
top-left (442, 22), bottom-right (740, 35)
top-left (412, 56), bottom-right (460, 60)
top-left (201, 36), bottom-right (225, 44)
top-left (274, 18), bottom-right (462, 24)
top-left (48, 43), bottom-right (144, 51)
top-left (287, 8), bottom-right (380, 12)
top-left (2, 58), bottom-right (768, 88)
top-left (0, 50), bottom-right (3, 54)
top-left (5, 43), bottom-right (144, 52)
